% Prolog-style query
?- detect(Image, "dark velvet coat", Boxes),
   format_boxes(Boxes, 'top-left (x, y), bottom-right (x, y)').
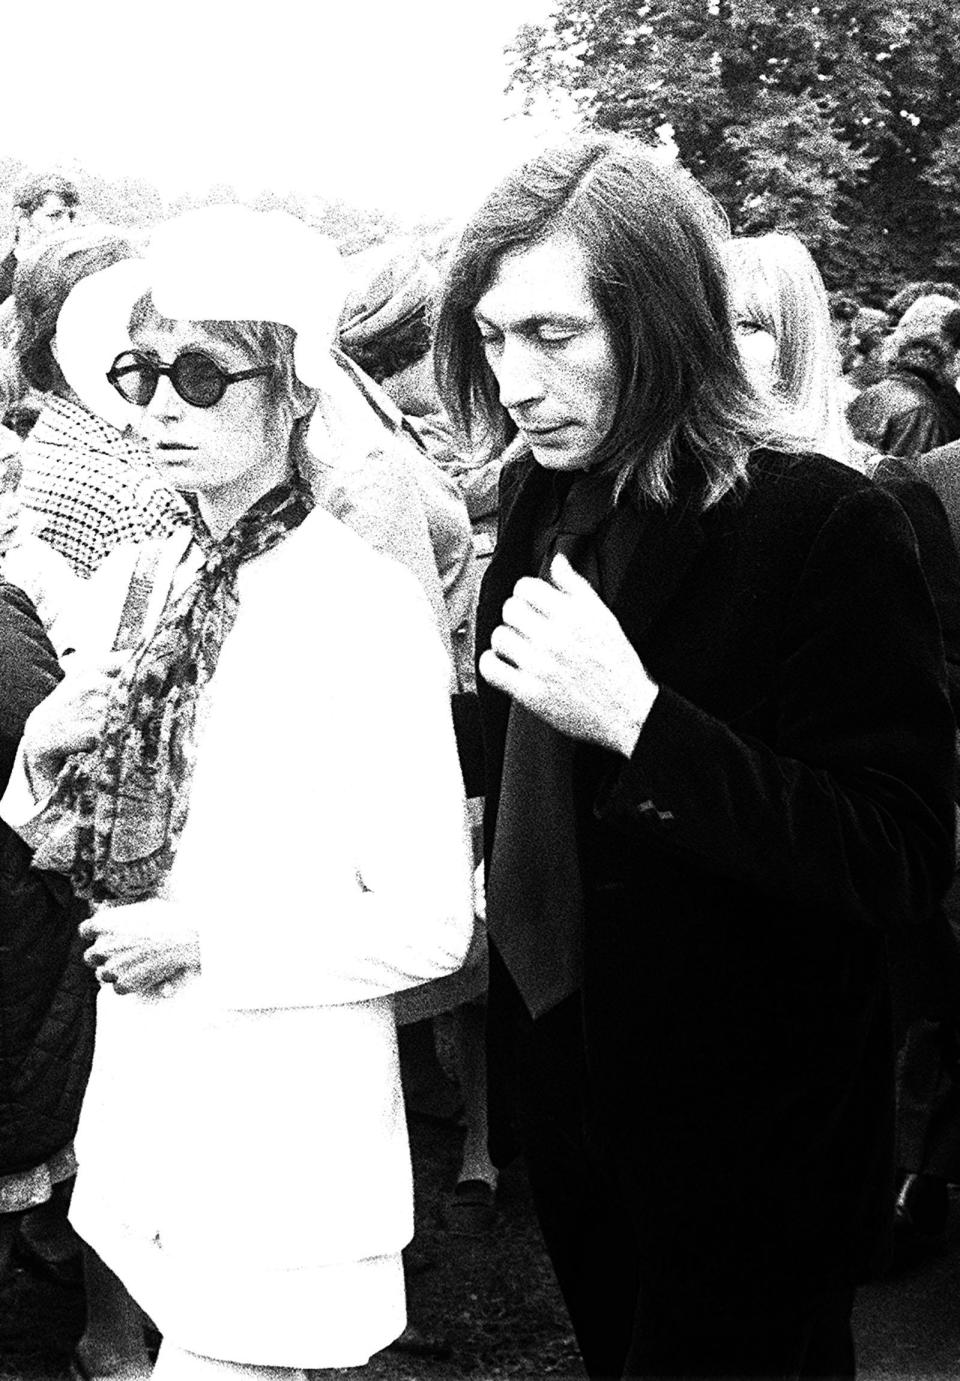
top-left (477, 450), bottom-right (956, 1321)
top-left (0, 581), bottom-right (94, 1175)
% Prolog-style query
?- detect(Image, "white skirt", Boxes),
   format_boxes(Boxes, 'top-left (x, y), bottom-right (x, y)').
top-left (71, 1184), bottom-right (405, 1368)
top-left (70, 982), bottom-right (412, 1368)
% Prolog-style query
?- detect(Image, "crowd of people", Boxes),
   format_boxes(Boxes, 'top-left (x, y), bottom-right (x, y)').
top-left (0, 136), bottom-right (959, 1381)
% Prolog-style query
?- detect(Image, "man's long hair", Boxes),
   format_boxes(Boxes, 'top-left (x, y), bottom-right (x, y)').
top-left (434, 132), bottom-right (804, 511)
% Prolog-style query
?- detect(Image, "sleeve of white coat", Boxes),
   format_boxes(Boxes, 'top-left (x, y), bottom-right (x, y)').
top-left (194, 571), bottom-right (475, 1009)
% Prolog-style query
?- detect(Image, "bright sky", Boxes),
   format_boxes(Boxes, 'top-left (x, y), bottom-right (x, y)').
top-left (8, 0), bottom-right (574, 223)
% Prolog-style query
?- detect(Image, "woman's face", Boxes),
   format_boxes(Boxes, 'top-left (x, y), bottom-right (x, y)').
top-left (732, 308), bottom-right (778, 384)
top-left (729, 276), bottom-right (779, 385)
top-left (129, 315), bottom-right (292, 510)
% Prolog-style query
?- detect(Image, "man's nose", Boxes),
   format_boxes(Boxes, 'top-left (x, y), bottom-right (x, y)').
top-left (494, 338), bottom-right (546, 411)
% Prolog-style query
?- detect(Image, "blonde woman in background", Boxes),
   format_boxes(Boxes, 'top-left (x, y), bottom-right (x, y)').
top-left (726, 232), bottom-right (866, 468)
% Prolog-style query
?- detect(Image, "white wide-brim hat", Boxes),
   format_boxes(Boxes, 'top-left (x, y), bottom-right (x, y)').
top-left (55, 203), bottom-right (349, 433)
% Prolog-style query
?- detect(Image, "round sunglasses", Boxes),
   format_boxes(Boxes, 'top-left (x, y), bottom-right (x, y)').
top-left (107, 350), bottom-right (273, 409)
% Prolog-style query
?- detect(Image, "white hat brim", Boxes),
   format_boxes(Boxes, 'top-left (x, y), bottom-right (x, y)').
top-left (55, 206), bottom-right (348, 430)
top-left (55, 258), bottom-right (152, 431)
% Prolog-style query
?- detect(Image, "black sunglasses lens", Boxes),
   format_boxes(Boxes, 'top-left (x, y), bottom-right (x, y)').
top-left (172, 353), bottom-right (226, 407)
top-left (109, 353), bottom-right (158, 406)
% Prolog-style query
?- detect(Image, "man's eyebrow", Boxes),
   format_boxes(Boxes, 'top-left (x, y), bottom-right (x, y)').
top-left (472, 310), bottom-right (588, 330)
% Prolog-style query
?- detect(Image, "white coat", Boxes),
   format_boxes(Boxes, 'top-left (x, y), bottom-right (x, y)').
top-left (2, 504), bottom-right (475, 1368)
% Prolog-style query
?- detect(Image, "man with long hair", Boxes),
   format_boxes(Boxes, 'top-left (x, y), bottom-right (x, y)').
top-left (434, 132), bottom-right (956, 1379)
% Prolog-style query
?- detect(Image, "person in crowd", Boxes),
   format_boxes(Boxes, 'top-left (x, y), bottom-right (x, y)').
top-left (0, 172), bottom-right (79, 306)
top-left (7, 225), bottom-right (188, 581)
top-left (0, 204), bottom-right (474, 1380)
top-left (339, 239), bottom-right (438, 409)
top-left (340, 239), bottom-right (497, 1232)
top-left (0, 442), bottom-right (81, 641)
top-left (886, 280), bottom-right (960, 326)
top-left (913, 435), bottom-right (960, 557)
top-left (847, 293), bottom-right (960, 457)
top-left (433, 131), bottom-right (956, 1380)
top-left (340, 238), bottom-right (502, 574)
top-left (828, 291), bottom-right (860, 352)
top-left (338, 243), bottom-right (480, 686)
top-left (726, 231), bottom-right (865, 465)
top-left (0, 577), bottom-right (94, 1287)
top-left (841, 305), bottom-right (891, 393)
top-left (870, 440), bottom-right (960, 1261)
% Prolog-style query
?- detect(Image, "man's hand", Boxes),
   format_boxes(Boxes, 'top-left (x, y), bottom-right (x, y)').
top-left (22, 653), bottom-right (129, 793)
top-left (479, 552), bottom-right (659, 757)
top-left (80, 903), bottom-right (201, 996)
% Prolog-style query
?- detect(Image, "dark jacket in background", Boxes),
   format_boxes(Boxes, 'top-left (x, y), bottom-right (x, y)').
top-left (849, 367), bottom-right (960, 459)
top-left (871, 453), bottom-right (960, 1181)
top-left (0, 580), bottom-right (94, 1175)
top-left (870, 454), bottom-right (960, 718)
top-left (0, 250), bottom-right (15, 307)
top-left (912, 439), bottom-right (960, 564)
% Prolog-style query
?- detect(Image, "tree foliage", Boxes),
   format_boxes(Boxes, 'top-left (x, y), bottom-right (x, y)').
top-left (507, 0), bottom-right (960, 302)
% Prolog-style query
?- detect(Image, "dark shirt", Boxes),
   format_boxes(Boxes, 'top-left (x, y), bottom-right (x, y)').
top-left (0, 249), bottom-right (16, 306)
top-left (849, 366), bottom-right (960, 459)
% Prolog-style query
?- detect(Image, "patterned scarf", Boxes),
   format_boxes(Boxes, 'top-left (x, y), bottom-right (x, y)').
top-left (32, 475), bottom-right (313, 903)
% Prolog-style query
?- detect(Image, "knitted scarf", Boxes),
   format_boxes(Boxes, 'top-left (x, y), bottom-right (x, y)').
top-left (31, 475), bottom-right (313, 903)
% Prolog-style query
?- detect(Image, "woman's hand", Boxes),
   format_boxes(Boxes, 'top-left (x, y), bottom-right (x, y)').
top-left (22, 653), bottom-right (128, 795)
top-left (80, 904), bottom-right (201, 996)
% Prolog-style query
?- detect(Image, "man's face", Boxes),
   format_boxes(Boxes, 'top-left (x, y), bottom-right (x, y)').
top-left (472, 231), bottom-right (620, 471)
top-left (18, 192), bottom-right (74, 249)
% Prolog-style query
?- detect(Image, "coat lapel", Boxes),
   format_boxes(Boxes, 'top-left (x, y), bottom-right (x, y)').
top-left (476, 454), bottom-right (546, 792)
top-left (480, 458), bottom-right (709, 687)
top-left (476, 453), bottom-right (544, 651)
top-left (607, 492), bottom-right (705, 650)
top-left (478, 460), bottom-right (710, 811)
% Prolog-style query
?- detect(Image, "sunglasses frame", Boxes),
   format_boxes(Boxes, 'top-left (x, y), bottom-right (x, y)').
top-left (106, 350), bottom-right (273, 409)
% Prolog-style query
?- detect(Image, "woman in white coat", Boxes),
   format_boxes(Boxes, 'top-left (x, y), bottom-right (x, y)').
top-left (0, 206), bottom-right (474, 1380)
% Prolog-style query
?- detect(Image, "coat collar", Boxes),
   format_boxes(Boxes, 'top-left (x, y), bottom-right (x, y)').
top-left (486, 450), bottom-right (705, 647)
top-left (476, 452), bottom-right (707, 794)
top-left (609, 487), bottom-right (705, 645)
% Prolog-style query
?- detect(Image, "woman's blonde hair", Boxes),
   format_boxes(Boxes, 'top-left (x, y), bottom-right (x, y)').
top-left (726, 233), bottom-right (863, 468)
